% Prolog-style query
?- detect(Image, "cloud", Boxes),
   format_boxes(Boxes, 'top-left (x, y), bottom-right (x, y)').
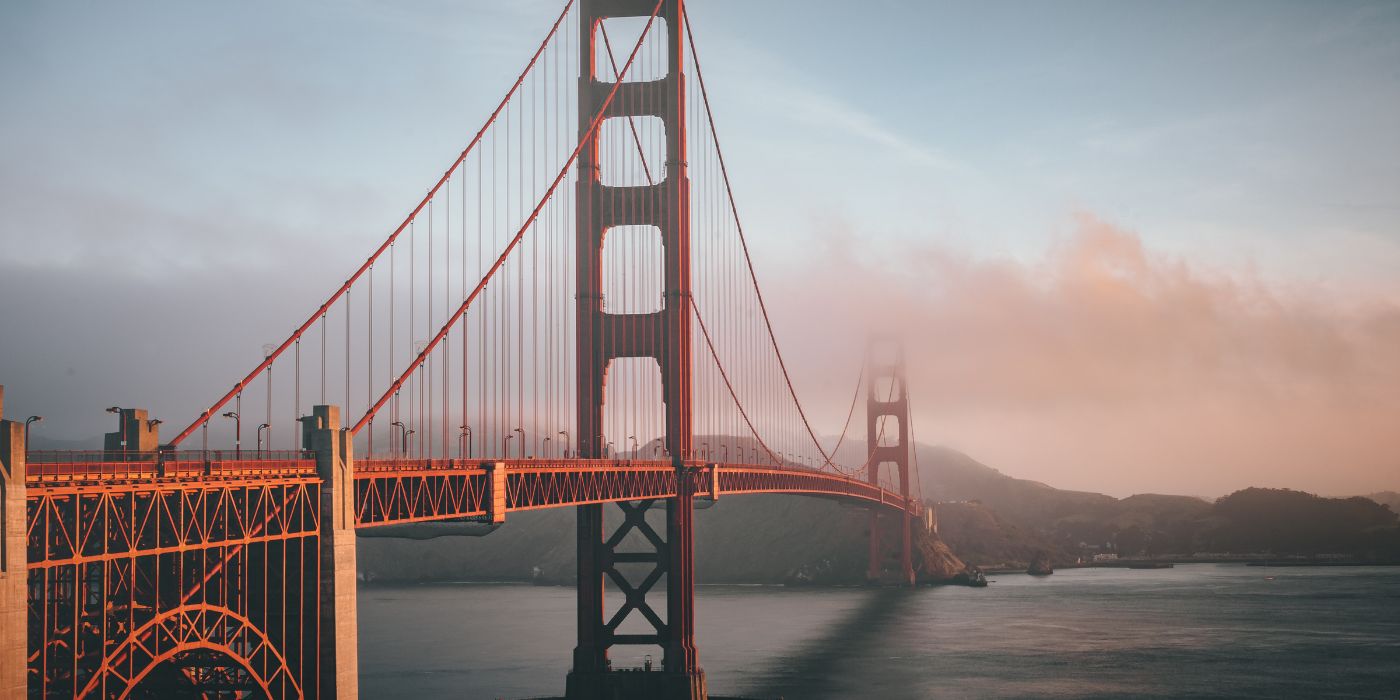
top-left (767, 214), bottom-right (1400, 497)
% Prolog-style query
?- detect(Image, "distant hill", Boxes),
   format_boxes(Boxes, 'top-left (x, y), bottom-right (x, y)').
top-left (1367, 491), bottom-right (1400, 514)
top-left (359, 494), bottom-right (952, 586)
top-left (910, 447), bottom-right (1399, 566)
top-left (1200, 488), bottom-right (1400, 556)
top-left (27, 434), bottom-right (103, 451)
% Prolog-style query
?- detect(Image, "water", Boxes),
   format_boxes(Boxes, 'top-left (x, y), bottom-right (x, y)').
top-left (358, 564), bottom-right (1400, 698)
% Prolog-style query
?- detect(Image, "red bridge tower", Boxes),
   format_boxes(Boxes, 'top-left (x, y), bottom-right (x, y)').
top-left (867, 339), bottom-right (916, 586)
top-left (570, 0), bottom-right (704, 698)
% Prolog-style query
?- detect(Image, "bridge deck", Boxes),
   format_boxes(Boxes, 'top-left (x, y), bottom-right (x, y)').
top-left (25, 454), bottom-right (916, 529)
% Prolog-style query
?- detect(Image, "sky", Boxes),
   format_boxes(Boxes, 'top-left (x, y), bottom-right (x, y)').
top-left (1, 0), bottom-right (1397, 497)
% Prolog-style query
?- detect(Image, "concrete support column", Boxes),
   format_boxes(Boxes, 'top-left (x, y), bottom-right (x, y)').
top-left (303, 405), bottom-right (359, 699)
top-left (0, 386), bottom-right (28, 698)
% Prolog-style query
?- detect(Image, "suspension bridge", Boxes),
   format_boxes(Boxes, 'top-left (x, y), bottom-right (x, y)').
top-left (0, 1), bottom-right (929, 698)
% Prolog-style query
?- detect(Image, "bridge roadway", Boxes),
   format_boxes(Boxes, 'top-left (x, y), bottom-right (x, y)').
top-left (25, 452), bottom-right (918, 532)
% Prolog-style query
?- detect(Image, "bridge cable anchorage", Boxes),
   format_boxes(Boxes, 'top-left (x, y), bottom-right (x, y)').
top-left (168, 0), bottom-right (579, 448)
top-left (349, 0), bottom-right (664, 436)
top-left (683, 10), bottom-right (847, 473)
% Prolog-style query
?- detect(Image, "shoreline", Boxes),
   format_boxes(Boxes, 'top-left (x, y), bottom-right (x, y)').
top-left (983, 558), bottom-right (1400, 575)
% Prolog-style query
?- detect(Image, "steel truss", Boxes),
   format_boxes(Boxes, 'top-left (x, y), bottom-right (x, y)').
top-left (26, 474), bottom-right (321, 698)
top-left (353, 459), bottom-right (915, 530)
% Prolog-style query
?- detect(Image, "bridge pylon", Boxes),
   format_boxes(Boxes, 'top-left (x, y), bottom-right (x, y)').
top-left (866, 339), bottom-right (916, 586)
top-left (569, 0), bottom-right (705, 699)
top-left (0, 387), bottom-right (28, 698)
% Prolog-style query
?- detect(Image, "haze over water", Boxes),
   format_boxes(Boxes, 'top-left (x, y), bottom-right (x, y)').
top-left (359, 564), bottom-right (1400, 698)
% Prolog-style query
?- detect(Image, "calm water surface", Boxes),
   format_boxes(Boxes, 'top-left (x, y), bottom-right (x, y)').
top-left (358, 564), bottom-right (1400, 698)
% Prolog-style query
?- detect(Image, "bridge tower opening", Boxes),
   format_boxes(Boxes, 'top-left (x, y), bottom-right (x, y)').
top-left (570, 1), bottom-right (705, 699)
top-left (866, 339), bottom-right (916, 586)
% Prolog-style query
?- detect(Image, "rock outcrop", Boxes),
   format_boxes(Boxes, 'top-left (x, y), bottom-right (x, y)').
top-left (1027, 550), bottom-right (1054, 575)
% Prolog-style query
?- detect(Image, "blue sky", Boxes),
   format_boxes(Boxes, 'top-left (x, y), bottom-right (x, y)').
top-left (2, 1), bottom-right (1397, 495)
top-left (3, 1), bottom-right (1396, 284)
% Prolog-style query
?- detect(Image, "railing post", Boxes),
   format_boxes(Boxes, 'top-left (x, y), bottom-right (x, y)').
top-left (0, 387), bottom-right (28, 697)
top-left (305, 405), bottom-right (359, 699)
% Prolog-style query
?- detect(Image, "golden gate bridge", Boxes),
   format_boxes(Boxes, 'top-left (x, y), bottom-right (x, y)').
top-left (0, 1), bottom-right (927, 697)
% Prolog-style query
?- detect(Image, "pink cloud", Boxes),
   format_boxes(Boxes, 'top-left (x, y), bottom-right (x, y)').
top-left (768, 214), bottom-right (1400, 497)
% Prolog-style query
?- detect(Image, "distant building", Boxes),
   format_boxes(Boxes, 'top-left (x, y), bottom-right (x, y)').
top-left (1092, 553), bottom-right (1119, 562)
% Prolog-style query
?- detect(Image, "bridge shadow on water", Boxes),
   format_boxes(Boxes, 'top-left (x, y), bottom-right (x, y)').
top-left (736, 587), bottom-right (917, 700)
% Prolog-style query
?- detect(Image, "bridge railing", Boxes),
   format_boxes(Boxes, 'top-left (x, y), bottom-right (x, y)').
top-left (24, 449), bottom-right (316, 483)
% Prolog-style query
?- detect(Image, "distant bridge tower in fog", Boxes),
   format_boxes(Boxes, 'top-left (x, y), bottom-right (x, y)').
top-left (867, 337), bottom-right (916, 586)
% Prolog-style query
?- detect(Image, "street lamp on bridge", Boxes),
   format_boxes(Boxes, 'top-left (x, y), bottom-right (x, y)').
top-left (628, 435), bottom-right (639, 459)
top-left (503, 433), bottom-right (513, 457)
top-left (24, 416), bottom-right (42, 449)
top-left (513, 427), bottom-right (525, 459)
top-left (221, 411), bottom-right (241, 458)
top-left (402, 428), bottom-right (415, 456)
top-left (459, 425), bottom-right (472, 459)
top-left (391, 421), bottom-right (406, 457)
top-left (558, 431), bottom-right (569, 458)
top-left (257, 423), bottom-right (270, 455)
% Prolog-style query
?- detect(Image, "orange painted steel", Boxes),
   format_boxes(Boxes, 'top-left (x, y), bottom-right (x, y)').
top-left (23, 450), bottom-right (918, 698)
top-left (352, 458), bottom-right (916, 529)
top-left (26, 467), bottom-right (322, 698)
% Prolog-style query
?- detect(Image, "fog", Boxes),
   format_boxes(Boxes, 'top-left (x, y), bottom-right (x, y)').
top-left (767, 214), bottom-right (1400, 497)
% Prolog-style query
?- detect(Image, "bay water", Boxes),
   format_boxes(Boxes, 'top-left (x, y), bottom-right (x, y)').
top-left (358, 564), bottom-right (1400, 698)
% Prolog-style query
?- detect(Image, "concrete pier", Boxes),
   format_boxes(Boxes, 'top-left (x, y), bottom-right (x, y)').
top-left (304, 405), bottom-right (359, 698)
top-left (0, 386), bottom-right (29, 697)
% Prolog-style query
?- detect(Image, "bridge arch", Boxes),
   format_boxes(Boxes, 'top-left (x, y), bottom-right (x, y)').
top-left (80, 603), bottom-right (301, 700)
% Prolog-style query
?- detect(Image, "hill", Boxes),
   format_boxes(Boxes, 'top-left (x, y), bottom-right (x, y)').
top-left (358, 493), bottom-right (963, 585)
top-left (1367, 491), bottom-right (1400, 514)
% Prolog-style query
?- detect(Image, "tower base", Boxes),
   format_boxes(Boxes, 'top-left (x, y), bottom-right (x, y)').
top-left (565, 669), bottom-right (707, 700)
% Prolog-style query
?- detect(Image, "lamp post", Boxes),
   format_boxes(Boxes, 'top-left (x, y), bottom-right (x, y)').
top-left (24, 416), bottom-right (42, 449)
top-left (391, 421), bottom-right (405, 457)
top-left (402, 428), bottom-right (415, 456)
top-left (222, 411), bottom-right (241, 458)
top-left (504, 433), bottom-right (513, 457)
top-left (701, 442), bottom-right (710, 461)
top-left (543, 436), bottom-right (552, 457)
top-left (628, 435), bottom-right (639, 459)
top-left (558, 431), bottom-right (569, 458)
top-left (459, 425), bottom-right (472, 459)
top-left (604, 440), bottom-right (614, 459)
top-left (720, 445), bottom-right (729, 462)
top-left (513, 427), bottom-right (525, 459)
top-left (257, 423), bottom-right (270, 455)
